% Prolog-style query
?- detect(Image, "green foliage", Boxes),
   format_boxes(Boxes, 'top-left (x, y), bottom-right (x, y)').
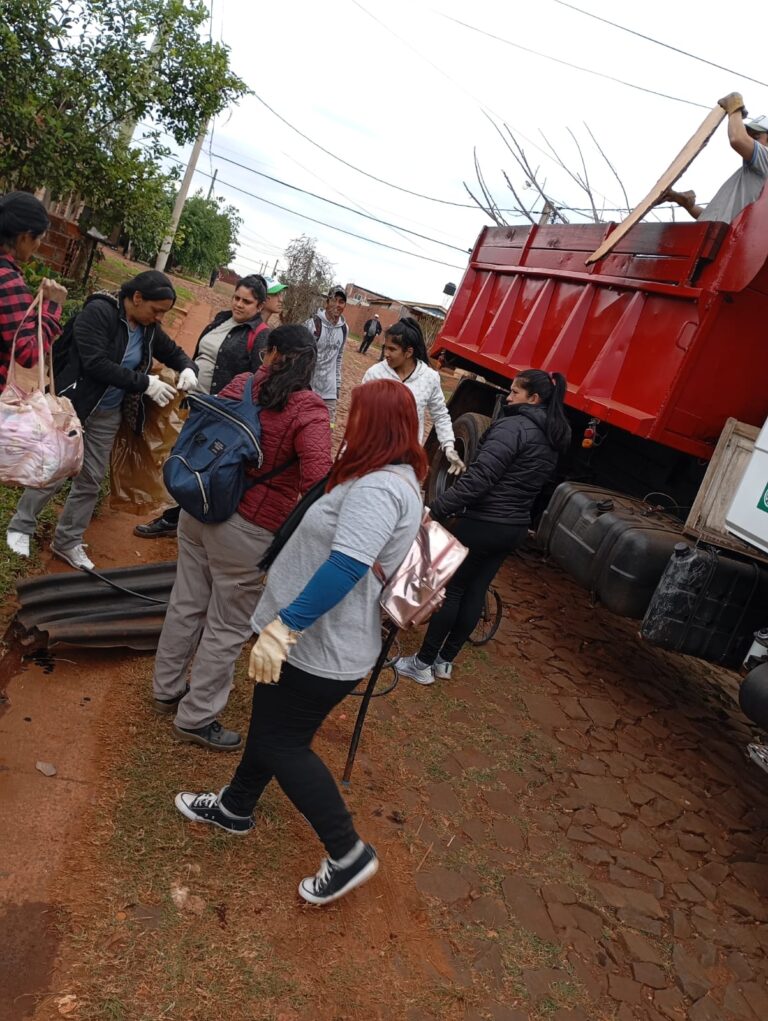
top-left (21, 257), bottom-right (85, 324)
top-left (169, 191), bottom-right (241, 278)
top-left (0, 1), bottom-right (249, 228)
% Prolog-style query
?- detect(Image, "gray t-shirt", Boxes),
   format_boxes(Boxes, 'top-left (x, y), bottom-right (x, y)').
top-left (700, 141), bottom-right (768, 222)
top-left (195, 317), bottom-right (234, 394)
top-left (251, 465), bottom-right (423, 680)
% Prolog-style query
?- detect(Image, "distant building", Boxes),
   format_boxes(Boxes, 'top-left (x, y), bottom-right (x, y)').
top-left (344, 282), bottom-right (447, 347)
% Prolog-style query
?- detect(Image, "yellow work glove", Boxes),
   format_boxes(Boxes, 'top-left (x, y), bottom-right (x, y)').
top-left (718, 92), bottom-right (747, 117)
top-left (248, 617), bottom-right (299, 685)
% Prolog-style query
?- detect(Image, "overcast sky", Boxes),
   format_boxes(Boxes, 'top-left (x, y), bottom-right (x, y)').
top-left (145, 0), bottom-right (767, 306)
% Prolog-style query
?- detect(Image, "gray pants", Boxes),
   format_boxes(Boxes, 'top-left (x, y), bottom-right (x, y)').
top-left (322, 397), bottom-right (337, 425)
top-left (8, 407), bottom-right (122, 550)
top-left (153, 510), bottom-right (273, 730)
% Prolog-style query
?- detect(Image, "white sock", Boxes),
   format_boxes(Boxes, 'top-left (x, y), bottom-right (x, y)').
top-left (333, 839), bottom-right (365, 868)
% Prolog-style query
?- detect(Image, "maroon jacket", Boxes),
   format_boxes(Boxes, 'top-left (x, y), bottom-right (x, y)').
top-left (219, 368), bottom-right (331, 533)
top-left (0, 255), bottom-right (62, 393)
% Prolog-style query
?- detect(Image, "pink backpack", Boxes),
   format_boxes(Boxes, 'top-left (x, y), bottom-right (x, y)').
top-left (0, 289), bottom-right (84, 488)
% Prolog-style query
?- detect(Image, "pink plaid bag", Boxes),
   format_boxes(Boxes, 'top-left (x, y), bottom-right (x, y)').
top-left (0, 289), bottom-right (84, 488)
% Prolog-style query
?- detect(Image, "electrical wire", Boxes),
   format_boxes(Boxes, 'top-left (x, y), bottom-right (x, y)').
top-left (209, 151), bottom-right (468, 253)
top-left (438, 12), bottom-right (710, 110)
top-left (552, 1), bottom-right (768, 89)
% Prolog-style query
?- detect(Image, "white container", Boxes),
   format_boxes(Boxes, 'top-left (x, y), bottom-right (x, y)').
top-left (726, 416), bottom-right (768, 554)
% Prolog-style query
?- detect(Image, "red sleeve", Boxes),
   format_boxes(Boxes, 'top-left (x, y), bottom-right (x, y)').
top-left (0, 268), bottom-right (62, 367)
top-left (294, 403), bottom-right (333, 493)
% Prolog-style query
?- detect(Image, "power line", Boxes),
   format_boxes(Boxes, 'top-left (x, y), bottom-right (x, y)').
top-left (438, 13), bottom-right (710, 110)
top-left (552, 1), bottom-right (768, 89)
top-left (187, 166), bottom-right (467, 270)
top-left (209, 150), bottom-right (468, 253)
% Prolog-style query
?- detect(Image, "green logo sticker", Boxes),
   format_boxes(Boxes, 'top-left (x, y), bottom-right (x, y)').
top-left (758, 482), bottom-right (768, 514)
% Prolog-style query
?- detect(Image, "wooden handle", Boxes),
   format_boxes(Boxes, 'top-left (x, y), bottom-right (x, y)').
top-left (586, 105), bottom-right (727, 265)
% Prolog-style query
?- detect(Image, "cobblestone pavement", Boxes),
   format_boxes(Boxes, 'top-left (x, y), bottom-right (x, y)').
top-left (343, 347), bottom-right (768, 1021)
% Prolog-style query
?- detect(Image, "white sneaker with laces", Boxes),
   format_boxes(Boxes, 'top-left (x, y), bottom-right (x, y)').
top-left (6, 530), bottom-right (30, 557)
top-left (434, 656), bottom-right (453, 680)
top-left (395, 654), bottom-right (435, 686)
top-left (52, 543), bottom-right (94, 571)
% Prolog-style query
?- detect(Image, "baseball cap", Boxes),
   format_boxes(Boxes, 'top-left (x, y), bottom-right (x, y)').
top-left (746, 115), bottom-right (768, 136)
top-left (264, 277), bottom-right (287, 295)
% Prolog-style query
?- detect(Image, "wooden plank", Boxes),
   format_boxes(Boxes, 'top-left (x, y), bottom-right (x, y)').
top-left (684, 417), bottom-right (768, 564)
top-left (586, 105), bottom-right (727, 265)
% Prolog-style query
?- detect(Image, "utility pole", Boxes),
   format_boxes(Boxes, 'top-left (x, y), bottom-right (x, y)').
top-left (206, 168), bottom-right (218, 201)
top-left (538, 200), bottom-right (556, 225)
top-left (272, 260), bottom-right (279, 276)
top-left (155, 123), bottom-right (208, 272)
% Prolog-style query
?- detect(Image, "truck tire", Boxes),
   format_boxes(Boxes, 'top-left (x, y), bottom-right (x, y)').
top-left (427, 412), bottom-right (491, 504)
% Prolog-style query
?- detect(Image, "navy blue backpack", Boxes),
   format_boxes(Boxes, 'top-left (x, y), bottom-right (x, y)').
top-left (163, 375), bottom-right (294, 524)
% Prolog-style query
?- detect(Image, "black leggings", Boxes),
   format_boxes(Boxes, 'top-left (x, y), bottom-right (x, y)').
top-left (417, 517), bottom-right (527, 665)
top-left (221, 662), bottom-right (361, 860)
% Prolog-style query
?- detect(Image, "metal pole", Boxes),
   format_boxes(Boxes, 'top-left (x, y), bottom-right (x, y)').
top-left (206, 168), bottom-right (218, 201)
top-left (155, 123), bottom-right (208, 272)
top-left (272, 259), bottom-right (279, 276)
top-left (341, 622), bottom-right (399, 786)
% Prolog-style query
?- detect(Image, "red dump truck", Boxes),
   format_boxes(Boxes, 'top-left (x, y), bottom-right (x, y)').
top-left (427, 199), bottom-right (768, 673)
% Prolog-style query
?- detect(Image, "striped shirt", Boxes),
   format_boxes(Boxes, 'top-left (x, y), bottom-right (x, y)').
top-left (0, 255), bottom-right (62, 393)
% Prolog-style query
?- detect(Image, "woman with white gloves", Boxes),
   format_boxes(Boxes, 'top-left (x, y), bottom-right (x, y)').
top-left (6, 270), bottom-right (197, 569)
top-left (361, 317), bottom-right (465, 475)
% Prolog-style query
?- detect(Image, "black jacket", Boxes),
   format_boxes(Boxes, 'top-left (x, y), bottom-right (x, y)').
top-left (364, 317), bottom-right (382, 337)
top-left (54, 292), bottom-right (196, 429)
top-left (431, 404), bottom-right (557, 525)
top-left (193, 311), bottom-right (270, 395)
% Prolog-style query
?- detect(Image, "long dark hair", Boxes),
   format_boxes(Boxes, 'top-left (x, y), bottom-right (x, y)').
top-left (119, 270), bottom-right (177, 304)
top-left (0, 192), bottom-right (50, 249)
top-left (514, 369), bottom-right (571, 453)
top-left (259, 324), bottom-right (317, 411)
top-left (384, 317), bottom-right (430, 364)
top-left (236, 274), bottom-right (267, 303)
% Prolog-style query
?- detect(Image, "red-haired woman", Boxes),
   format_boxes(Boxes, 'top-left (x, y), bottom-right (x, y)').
top-left (175, 379), bottom-right (425, 906)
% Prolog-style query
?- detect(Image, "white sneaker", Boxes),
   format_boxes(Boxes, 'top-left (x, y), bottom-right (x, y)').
top-left (52, 543), bottom-right (94, 571)
top-left (395, 654), bottom-right (435, 686)
top-left (434, 656), bottom-right (454, 680)
top-left (6, 530), bottom-right (30, 557)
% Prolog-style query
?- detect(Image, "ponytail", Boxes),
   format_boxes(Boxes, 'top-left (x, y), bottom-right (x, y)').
top-left (384, 317), bottom-right (430, 363)
top-left (514, 369), bottom-right (571, 453)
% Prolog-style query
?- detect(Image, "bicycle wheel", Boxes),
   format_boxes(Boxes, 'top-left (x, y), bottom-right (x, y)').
top-left (468, 587), bottom-right (503, 646)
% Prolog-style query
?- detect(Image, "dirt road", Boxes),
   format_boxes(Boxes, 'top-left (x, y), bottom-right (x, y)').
top-left (1, 315), bottom-right (767, 1021)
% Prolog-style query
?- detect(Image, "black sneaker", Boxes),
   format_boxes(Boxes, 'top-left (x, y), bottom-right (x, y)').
top-left (298, 844), bottom-right (379, 905)
top-left (174, 786), bottom-right (254, 835)
top-left (134, 515), bottom-right (177, 539)
top-left (173, 720), bottom-right (242, 751)
top-left (152, 683), bottom-right (190, 716)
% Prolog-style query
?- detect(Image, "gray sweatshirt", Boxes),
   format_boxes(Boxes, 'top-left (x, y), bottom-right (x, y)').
top-left (305, 309), bottom-right (347, 400)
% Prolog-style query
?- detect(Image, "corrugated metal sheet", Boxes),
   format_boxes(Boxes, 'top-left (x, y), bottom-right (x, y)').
top-left (15, 562), bottom-right (176, 651)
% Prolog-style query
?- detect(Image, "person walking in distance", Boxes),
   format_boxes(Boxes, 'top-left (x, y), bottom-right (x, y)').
top-left (358, 313), bottom-right (381, 354)
top-left (396, 369), bottom-right (571, 685)
top-left (173, 380), bottom-right (424, 903)
top-left (305, 286), bottom-right (348, 426)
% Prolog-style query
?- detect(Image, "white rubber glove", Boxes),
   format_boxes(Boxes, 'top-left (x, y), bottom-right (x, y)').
top-left (444, 444), bottom-right (467, 476)
top-left (177, 367), bottom-right (198, 392)
top-left (248, 617), bottom-right (299, 685)
top-left (145, 375), bottom-right (177, 407)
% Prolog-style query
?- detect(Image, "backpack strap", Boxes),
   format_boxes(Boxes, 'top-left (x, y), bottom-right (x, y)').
top-left (312, 315), bottom-right (322, 340)
top-left (247, 321), bottom-right (269, 354)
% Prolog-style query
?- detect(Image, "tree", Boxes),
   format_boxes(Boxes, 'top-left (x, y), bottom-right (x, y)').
top-left (279, 236), bottom-right (335, 324)
top-left (0, 1), bottom-right (248, 227)
top-left (465, 117), bottom-right (630, 226)
top-left (169, 192), bottom-right (241, 277)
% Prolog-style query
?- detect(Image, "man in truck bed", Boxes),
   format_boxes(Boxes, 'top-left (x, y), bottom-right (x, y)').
top-left (665, 92), bottom-right (768, 222)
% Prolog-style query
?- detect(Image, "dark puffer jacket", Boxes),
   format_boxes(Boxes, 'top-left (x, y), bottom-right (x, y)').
top-left (193, 311), bottom-right (270, 395)
top-left (431, 404), bottom-right (557, 525)
top-left (54, 292), bottom-right (195, 431)
top-left (219, 368), bottom-right (331, 532)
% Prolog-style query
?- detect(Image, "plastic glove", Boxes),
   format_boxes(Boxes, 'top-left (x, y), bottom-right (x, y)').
top-left (248, 617), bottom-right (299, 684)
top-left (177, 367), bottom-right (198, 392)
top-left (145, 375), bottom-right (177, 407)
top-left (718, 92), bottom-right (747, 116)
top-left (444, 444), bottom-right (467, 476)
